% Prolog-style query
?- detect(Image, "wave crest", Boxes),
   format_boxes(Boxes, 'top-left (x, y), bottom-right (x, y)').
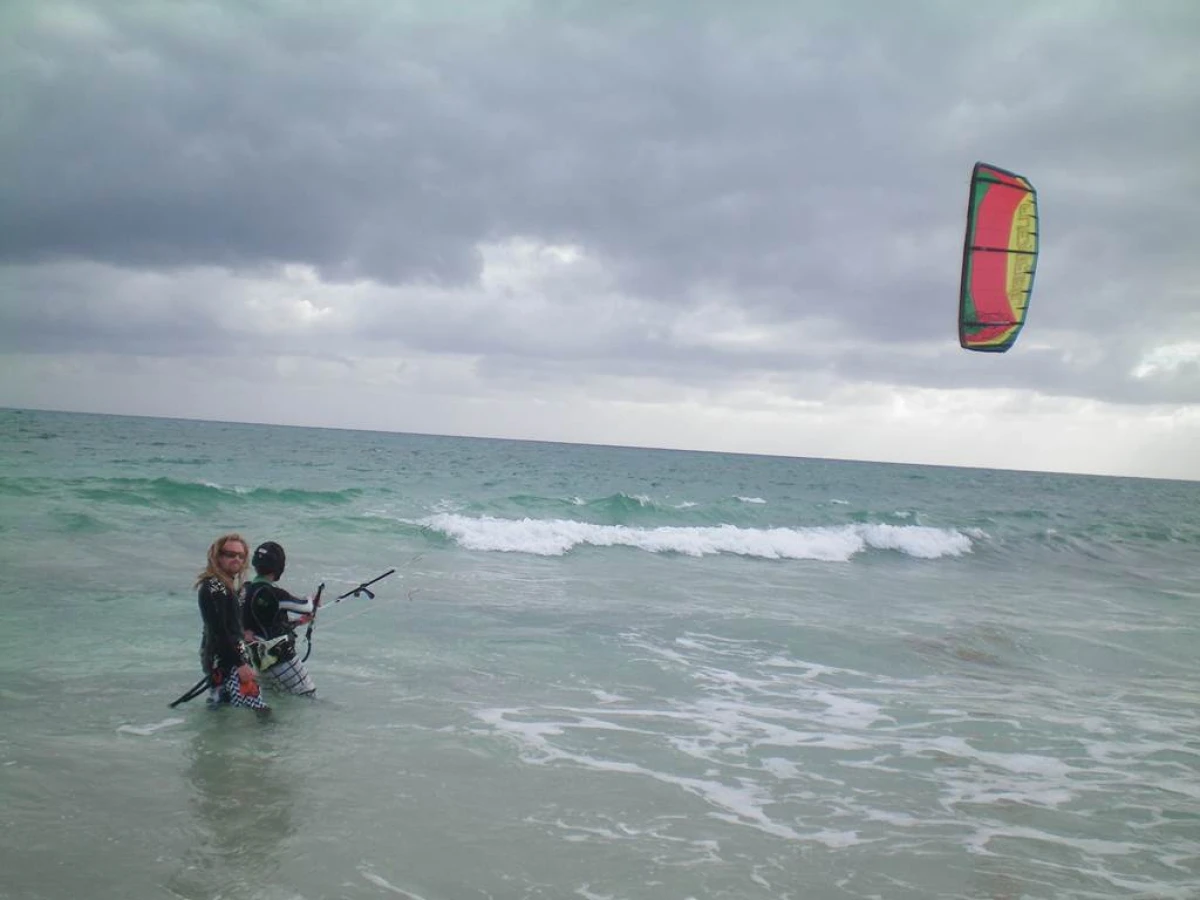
top-left (419, 514), bottom-right (974, 561)
top-left (74, 477), bottom-right (361, 509)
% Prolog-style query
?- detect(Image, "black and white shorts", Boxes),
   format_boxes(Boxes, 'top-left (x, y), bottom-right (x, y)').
top-left (207, 668), bottom-right (270, 711)
top-left (263, 656), bottom-right (316, 696)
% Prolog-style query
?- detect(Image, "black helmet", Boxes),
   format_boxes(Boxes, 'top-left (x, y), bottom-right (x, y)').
top-left (252, 541), bottom-right (286, 578)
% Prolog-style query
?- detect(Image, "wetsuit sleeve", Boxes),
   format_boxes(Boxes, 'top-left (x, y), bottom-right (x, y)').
top-left (275, 587), bottom-right (315, 617)
top-left (198, 579), bottom-right (245, 671)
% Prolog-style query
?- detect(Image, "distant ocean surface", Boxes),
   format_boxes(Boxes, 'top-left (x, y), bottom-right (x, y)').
top-left (1, 408), bottom-right (1198, 900)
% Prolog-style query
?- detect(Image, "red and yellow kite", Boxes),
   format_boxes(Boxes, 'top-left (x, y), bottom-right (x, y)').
top-left (958, 163), bottom-right (1039, 352)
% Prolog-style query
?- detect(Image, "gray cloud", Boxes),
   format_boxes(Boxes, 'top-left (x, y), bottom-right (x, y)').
top-left (1, 0), bottom-right (1198, 412)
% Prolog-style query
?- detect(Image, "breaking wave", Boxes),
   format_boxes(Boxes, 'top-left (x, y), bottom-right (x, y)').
top-left (418, 513), bottom-right (975, 561)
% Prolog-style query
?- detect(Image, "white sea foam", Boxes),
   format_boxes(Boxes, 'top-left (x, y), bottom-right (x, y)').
top-left (419, 514), bottom-right (974, 560)
top-left (473, 631), bottom-right (909, 847)
top-left (806, 829), bottom-right (861, 848)
top-left (477, 705), bottom-right (809, 842)
top-left (117, 717), bottom-right (184, 736)
top-left (760, 757), bottom-right (801, 779)
top-left (965, 824), bottom-right (1138, 858)
top-left (927, 736), bottom-right (1074, 777)
top-left (359, 869), bottom-right (428, 899)
top-left (736, 496), bottom-right (767, 504)
top-left (811, 690), bottom-right (888, 730)
top-left (203, 481), bottom-right (252, 494)
top-left (863, 809), bottom-right (920, 826)
top-left (592, 689), bottom-right (631, 704)
top-left (477, 615), bottom-right (1194, 893)
top-left (923, 735), bottom-right (1082, 810)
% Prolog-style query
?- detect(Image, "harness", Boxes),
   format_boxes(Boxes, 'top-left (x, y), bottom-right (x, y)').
top-left (246, 634), bottom-right (295, 671)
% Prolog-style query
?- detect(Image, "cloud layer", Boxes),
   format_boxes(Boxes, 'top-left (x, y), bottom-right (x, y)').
top-left (2, 0), bottom-right (1199, 476)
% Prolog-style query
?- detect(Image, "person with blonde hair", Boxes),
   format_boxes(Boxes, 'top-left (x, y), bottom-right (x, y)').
top-left (195, 532), bottom-right (267, 711)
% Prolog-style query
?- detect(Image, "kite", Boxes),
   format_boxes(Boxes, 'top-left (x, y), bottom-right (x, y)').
top-left (958, 162), bottom-right (1039, 352)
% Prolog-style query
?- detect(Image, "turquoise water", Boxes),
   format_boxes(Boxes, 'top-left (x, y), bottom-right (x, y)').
top-left (1, 408), bottom-right (1198, 899)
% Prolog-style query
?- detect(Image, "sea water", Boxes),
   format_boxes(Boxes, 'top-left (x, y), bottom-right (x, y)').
top-left (0, 408), bottom-right (1197, 900)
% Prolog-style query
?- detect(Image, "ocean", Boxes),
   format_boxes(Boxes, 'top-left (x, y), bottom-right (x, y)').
top-left (1, 408), bottom-right (1197, 900)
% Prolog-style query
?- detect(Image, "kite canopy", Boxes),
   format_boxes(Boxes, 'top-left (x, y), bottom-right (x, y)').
top-left (958, 162), bottom-right (1039, 352)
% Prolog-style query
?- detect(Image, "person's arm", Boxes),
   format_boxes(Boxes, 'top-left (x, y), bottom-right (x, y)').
top-left (274, 586), bottom-right (317, 621)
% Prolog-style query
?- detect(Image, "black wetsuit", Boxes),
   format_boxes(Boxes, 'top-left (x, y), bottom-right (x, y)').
top-left (197, 575), bottom-right (246, 675)
top-left (240, 577), bottom-right (317, 695)
top-left (243, 578), bottom-right (313, 660)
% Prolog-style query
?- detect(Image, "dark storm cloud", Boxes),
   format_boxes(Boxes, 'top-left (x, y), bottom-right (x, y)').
top-left (1, 0), bottom-right (1198, 402)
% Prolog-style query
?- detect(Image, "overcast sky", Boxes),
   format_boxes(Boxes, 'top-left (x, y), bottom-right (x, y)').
top-left (2, 0), bottom-right (1198, 479)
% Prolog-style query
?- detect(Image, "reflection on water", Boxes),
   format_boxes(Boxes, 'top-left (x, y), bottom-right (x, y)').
top-left (165, 712), bottom-right (298, 899)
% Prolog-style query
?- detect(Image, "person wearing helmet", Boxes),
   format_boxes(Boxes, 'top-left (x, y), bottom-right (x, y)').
top-left (241, 541), bottom-right (318, 696)
top-left (195, 533), bottom-right (268, 711)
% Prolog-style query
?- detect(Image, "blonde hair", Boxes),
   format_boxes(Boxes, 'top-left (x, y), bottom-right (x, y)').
top-left (195, 532), bottom-right (250, 594)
